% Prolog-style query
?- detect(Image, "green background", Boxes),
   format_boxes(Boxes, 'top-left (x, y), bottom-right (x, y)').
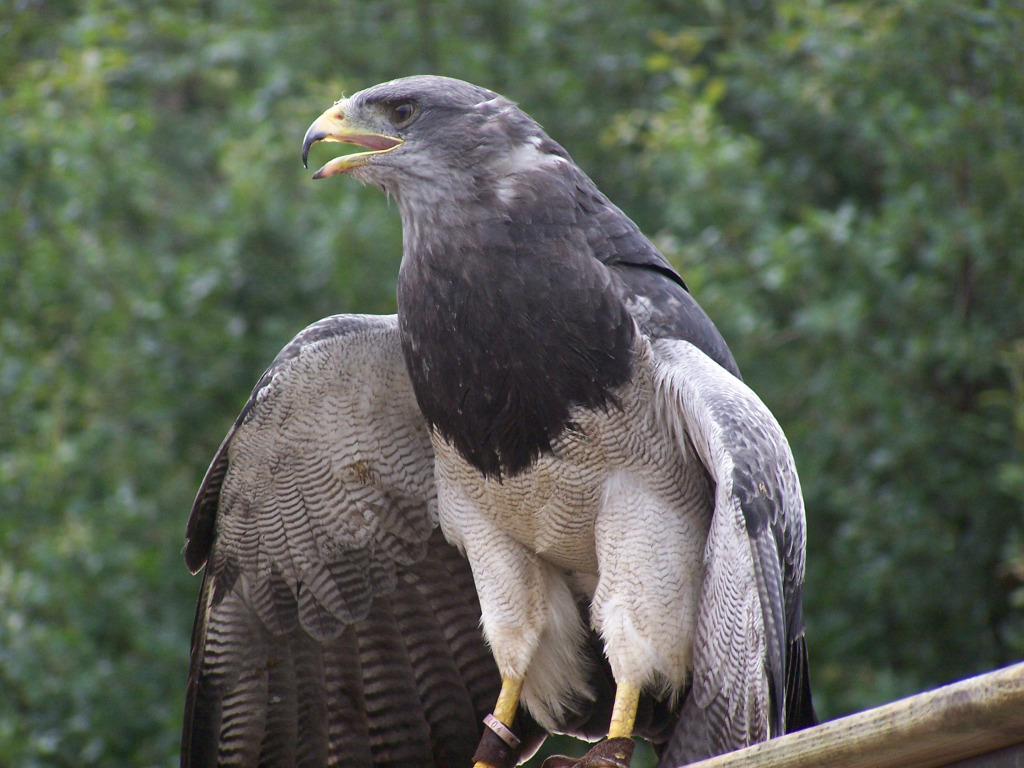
top-left (2, 0), bottom-right (1023, 765)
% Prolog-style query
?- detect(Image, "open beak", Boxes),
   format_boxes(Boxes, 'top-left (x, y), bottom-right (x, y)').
top-left (301, 100), bottom-right (403, 178)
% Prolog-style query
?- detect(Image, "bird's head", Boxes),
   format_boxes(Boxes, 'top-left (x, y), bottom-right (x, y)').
top-left (302, 75), bottom-right (554, 204)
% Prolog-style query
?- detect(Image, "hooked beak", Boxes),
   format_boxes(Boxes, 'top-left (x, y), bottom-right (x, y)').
top-left (301, 100), bottom-right (403, 178)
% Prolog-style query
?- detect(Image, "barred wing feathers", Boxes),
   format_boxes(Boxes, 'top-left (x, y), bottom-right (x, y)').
top-left (180, 314), bottom-right (503, 768)
top-left (651, 338), bottom-right (814, 765)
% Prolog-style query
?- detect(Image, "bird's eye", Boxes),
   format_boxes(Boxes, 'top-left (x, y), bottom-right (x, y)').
top-left (390, 101), bottom-right (416, 126)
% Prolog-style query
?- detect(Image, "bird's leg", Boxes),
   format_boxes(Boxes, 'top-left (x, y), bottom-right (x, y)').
top-left (539, 681), bottom-right (638, 768)
top-left (448, 500), bottom-right (587, 768)
top-left (472, 676), bottom-right (524, 768)
top-left (493, 675), bottom-right (524, 726)
top-left (455, 531), bottom-right (537, 768)
top-left (607, 680), bottom-right (640, 739)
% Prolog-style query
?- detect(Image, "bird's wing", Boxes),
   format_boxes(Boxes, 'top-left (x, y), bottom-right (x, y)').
top-left (649, 338), bottom-right (812, 764)
top-left (613, 265), bottom-right (740, 379)
top-left (568, 167), bottom-right (741, 377)
top-left (180, 314), bottom-right (509, 768)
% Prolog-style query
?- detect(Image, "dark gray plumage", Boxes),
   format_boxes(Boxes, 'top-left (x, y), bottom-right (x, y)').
top-left (182, 76), bottom-right (814, 768)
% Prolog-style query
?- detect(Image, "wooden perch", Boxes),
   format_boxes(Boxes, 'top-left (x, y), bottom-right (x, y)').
top-left (682, 662), bottom-right (1024, 768)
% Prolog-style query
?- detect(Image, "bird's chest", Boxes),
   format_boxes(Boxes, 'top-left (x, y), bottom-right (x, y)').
top-left (396, 227), bottom-right (635, 479)
top-left (433, 431), bottom-right (606, 572)
top-left (432, 368), bottom-right (710, 576)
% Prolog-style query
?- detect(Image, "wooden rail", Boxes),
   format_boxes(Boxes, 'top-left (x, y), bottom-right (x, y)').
top-left (683, 662), bottom-right (1024, 768)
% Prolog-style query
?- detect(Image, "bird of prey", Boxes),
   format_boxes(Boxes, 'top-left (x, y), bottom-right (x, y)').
top-left (181, 75), bottom-right (815, 768)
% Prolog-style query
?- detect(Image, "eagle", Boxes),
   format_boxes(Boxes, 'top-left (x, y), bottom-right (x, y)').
top-left (180, 75), bottom-right (815, 768)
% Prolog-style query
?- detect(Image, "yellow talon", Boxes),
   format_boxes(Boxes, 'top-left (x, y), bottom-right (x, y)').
top-left (608, 680), bottom-right (641, 739)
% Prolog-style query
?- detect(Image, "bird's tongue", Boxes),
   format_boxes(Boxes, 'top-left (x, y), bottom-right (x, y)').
top-left (350, 134), bottom-right (402, 151)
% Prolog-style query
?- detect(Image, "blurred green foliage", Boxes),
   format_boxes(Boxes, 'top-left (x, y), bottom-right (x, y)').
top-left (1, 0), bottom-right (1022, 765)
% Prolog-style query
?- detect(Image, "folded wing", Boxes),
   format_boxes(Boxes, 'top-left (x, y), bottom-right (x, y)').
top-left (651, 339), bottom-right (815, 765)
top-left (180, 314), bottom-right (505, 768)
